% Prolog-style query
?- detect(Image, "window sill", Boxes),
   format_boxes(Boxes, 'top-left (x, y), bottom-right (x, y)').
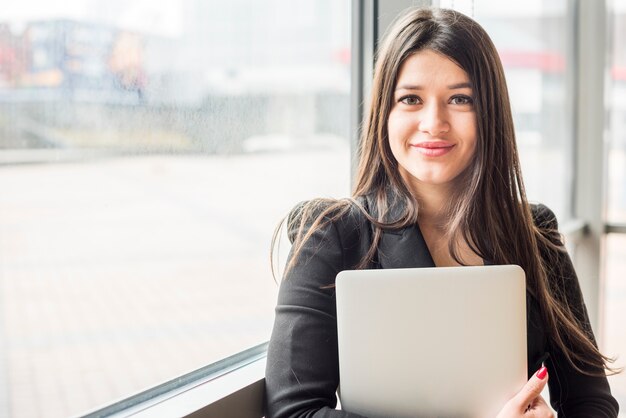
top-left (81, 343), bottom-right (267, 418)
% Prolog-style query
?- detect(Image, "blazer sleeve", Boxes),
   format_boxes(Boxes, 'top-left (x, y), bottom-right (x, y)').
top-left (265, 203), bottom-right (367, 418)
top-left (533, 204), bottom-right (620, 417)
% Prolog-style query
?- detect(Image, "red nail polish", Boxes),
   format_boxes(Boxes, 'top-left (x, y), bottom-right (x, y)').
top-left (536, 366), bottom-right (548, 380)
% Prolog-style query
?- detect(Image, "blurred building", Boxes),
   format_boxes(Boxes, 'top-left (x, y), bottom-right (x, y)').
top-left (0, 20), bottom-right (146, 103)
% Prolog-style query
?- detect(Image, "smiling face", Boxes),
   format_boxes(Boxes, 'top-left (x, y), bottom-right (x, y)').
top-left (387, 49), bottom-right (478, 194)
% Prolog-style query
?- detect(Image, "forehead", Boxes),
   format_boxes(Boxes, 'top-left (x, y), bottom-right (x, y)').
top-left (395, 49), bottom-right (470, 85)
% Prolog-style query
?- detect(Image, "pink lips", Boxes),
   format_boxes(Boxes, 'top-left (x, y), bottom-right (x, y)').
top-left (411, 141), bottom-right (455, 157)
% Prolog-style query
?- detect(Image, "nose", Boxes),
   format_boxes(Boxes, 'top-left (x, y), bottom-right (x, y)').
top-left (418, 102), bottom-right (449, 136)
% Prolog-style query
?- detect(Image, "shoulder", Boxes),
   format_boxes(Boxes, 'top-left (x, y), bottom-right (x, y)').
top-left (530, 205), bottom-right (573, 291)
top-left (285, 197), bottom-right (374, 272)
top-left (530, 203), bottom-right (564, 247)
top-left (530, 203), bottom-right (558, 230)
top-left (286, 197), bottom-right (371, 244)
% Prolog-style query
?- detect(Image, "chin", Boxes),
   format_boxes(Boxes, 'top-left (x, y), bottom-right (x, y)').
top-left (413, 173), bottom-right (454, 186)
top-left (399, 166), bottom-right (459, 188)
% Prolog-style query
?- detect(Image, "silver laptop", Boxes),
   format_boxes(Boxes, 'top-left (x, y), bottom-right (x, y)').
top-left (335, 265), bottom-right (527, 418)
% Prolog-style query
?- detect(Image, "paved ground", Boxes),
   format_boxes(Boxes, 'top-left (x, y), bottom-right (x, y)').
top-left (0, 148), bottom-right (351, 417)
top-left (0, 147), bottom-right (624, 417)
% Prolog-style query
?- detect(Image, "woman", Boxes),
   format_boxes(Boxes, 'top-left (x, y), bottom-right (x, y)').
top-left (265, 7), bottom-right (619, 418)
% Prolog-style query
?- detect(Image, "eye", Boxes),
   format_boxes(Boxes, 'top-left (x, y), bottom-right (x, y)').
top-left (399, 95), bottom-right (421, 106)
top-left (450, 95), bottom-right (473, 105)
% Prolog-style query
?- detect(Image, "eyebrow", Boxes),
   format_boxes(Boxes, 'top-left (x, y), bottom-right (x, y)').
top-left (395, 82), bottom-right (472, 91)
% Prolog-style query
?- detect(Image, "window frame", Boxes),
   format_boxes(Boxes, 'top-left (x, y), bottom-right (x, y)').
top-left (81, 343), bottom-right (267, 417)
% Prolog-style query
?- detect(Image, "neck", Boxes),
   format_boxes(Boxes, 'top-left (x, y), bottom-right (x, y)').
top-left (403, 177), bottom-right (453, 228)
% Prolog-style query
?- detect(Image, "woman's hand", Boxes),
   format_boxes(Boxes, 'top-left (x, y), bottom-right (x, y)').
top-left (496, 367), bottom-right (555, 418)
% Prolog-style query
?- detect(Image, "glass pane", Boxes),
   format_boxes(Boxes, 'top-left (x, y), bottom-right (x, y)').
top-left (603, 234), bottom-right (626, 410)
top-left (607, 1), bottom-right (626, 223)
top-left (604, 1), bottom-right (626, 412)
top-left (0, 1), bottom-right (351, 416)
top-left (439, 0), bottom-right (573, 221)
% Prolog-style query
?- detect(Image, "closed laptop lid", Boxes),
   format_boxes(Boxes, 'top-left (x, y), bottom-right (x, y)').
top-left (335, 265), bottom-right (527, 418)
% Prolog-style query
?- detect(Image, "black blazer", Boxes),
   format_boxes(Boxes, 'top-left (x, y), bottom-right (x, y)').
top-left (265, 195), bottom-right (619, 418)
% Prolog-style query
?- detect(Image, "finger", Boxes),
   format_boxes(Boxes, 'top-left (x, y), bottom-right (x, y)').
top-left (526, 396), bottom-right (555, 418)
top-left (514, 366), bottom-right (549, 409)
top-left (533, 396), bottom-right (555, 417)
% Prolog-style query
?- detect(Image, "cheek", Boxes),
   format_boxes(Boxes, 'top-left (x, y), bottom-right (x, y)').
top-left (463, 114), bottom-right (478, 138)
top-left (387, 117), bottom-right (406, 159)
top-left (458, 115), bottom-right (478, 152)
top-left (461, 133), bottom-right (478, 170)
top-left (387, 112), bottom-right (400, 138)
top-left (387, 111), bottom-right (414, 142)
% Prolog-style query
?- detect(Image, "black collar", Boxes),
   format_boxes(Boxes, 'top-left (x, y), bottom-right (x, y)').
top-left (363, 189), bottom-right (490, 269)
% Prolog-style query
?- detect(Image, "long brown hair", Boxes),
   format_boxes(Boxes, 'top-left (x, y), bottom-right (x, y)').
top-left (272, 7), bottom-right (618, 376)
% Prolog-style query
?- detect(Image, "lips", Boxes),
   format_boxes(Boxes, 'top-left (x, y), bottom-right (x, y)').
top-left (411, 141), bottom-right (455, 157)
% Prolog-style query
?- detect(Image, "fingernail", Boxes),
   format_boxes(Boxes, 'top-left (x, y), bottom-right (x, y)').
top-left (536, 366), bottom-right (548, 380)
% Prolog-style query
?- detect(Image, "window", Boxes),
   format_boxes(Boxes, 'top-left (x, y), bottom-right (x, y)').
top-left (606, 0), bottom-right (626, 225)
top-left (0, 1), bottom-right (351, 416)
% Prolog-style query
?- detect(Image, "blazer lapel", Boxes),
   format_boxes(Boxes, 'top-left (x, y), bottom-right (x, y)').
top-left (378, 225), bottom-right (436, 269)
top-left (365, 189), bottom-right (436, 269)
